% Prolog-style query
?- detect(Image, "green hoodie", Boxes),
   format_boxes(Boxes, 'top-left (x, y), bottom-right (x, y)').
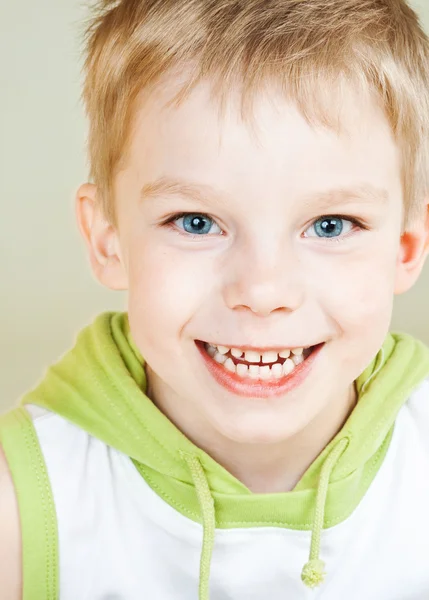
top-left (1, 312), bottom-right (429, 599)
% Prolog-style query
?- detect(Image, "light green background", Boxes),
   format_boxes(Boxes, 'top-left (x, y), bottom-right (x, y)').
top-left (1, 1), bottom-right (428, 411)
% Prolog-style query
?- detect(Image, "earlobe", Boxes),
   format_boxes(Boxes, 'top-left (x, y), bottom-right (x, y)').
top-left (75, 183), bottom-right (128, 291)
top-left (394, 202), bottom-right (429, 295)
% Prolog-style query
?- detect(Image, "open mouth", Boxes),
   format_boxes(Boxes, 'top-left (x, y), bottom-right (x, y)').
top-left (196, 340), bottom-right (324, 397)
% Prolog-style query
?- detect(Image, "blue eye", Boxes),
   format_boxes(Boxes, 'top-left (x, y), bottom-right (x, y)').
top-left (174, 213), bottom-right (222, 236)
top-left (305, 216), bottom-right (353, 239)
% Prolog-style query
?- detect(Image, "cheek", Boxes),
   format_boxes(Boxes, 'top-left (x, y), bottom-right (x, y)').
top-left (308, 246), bottom-right (398, 334)
top-left (302, 245), bottom-right (399, 378)
top-left (125, 238), bottom-right (218, 351)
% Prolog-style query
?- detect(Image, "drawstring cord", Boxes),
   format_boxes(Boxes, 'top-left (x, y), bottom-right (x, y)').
top-left (182, 453), bottom-right (216, 600)
top-left (183, 438), bottom-right (349, 597)
top-left (302, 350), bottom-right (381, 587)
top-left (301, 437), bottom-right (349, 588)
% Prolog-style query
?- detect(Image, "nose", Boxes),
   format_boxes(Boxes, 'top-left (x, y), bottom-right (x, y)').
top-left (222, 243), bottom-right (305, 317)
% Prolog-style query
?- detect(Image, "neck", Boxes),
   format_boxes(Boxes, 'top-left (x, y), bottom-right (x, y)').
top-left (201, 387), bottom-right (356, 492)
top-left (147, 371), bottom-right (357, 493)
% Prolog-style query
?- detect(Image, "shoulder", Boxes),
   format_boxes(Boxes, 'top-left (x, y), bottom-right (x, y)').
top-left (0, 443), bottom-right (22, 599)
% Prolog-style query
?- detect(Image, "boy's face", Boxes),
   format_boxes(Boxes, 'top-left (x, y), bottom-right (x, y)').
top-left (78, 77), bottom-right (428, 445)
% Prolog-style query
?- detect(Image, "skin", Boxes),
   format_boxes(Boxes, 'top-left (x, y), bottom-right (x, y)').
top-left (1, 72), bottom-right (429, 600)
top-left (76, 76), bottom-right (429, 493)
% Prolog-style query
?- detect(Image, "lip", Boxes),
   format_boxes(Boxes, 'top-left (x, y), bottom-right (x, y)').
top-left (196, 341), bottom-right (324, 399)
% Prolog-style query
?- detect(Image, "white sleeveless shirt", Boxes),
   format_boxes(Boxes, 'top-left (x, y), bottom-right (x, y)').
top-left (25, 378), bottom-right (429, 600)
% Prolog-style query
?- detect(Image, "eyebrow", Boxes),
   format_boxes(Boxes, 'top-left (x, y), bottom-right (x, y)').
top-left (140, 176), bottom-right (389, 210)
top-left (140, 176), bottom-right (231, 207)
top-left (300, 184), bottom-right (389, 211)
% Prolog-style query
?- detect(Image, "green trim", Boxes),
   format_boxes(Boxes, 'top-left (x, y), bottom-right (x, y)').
top-left (133, 427), bottom-right (392, 529)
top-left (20, 312), bottom-right (429, 531)
top-left (0, 407), bottom-right (59, 600)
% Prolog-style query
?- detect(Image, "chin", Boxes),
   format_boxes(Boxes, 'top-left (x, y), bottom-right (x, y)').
top-left (206, 406), bottom-right (307, 445)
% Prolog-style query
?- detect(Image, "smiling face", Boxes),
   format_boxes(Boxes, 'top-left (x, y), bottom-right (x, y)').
top-left (77, 76), bottom-right (428, 447)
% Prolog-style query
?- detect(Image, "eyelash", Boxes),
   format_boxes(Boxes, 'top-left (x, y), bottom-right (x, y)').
top-left (162, 212), bottom-right (222, 239)
top-left (304, 215), bottom-right (368, 243)
top-left (161, 212), bottom-right (368, 240)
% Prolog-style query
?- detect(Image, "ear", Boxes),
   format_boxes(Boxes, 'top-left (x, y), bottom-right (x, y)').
top-left (75, 183), bottom-right (128, 291)
top-left (394, 201), bottom-right (429, 295)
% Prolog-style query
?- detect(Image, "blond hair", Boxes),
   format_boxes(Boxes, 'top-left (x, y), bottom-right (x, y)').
top-left (81, 0), bottom-right (429, 227)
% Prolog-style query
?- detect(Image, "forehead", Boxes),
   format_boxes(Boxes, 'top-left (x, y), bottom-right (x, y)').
top-left (121, 75), bottom-right (402, 205)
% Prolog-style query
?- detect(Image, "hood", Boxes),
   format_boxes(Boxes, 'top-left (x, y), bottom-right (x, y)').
top-left (21, 312), bottom-right (429, 597)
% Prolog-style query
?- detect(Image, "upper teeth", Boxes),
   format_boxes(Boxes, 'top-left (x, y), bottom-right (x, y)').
top-left (205, 342), bottom-right (310, 381)
top-left (207, 344), bottom-right (305, 364)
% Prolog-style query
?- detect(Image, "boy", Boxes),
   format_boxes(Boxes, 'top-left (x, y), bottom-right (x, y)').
top-left (2, 0), bottom-right (429, 597)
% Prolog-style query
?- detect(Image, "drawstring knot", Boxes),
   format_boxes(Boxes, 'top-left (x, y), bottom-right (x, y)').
top-left (301, 558), bottom-right (326, 588)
